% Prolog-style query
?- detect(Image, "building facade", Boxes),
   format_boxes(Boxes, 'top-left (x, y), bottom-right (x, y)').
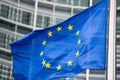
top-left (0, 0), bottom-right (120, 80)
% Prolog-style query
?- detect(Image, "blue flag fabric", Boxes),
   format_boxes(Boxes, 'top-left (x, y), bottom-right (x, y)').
top-left (10, 0), bottom-right (107, 80)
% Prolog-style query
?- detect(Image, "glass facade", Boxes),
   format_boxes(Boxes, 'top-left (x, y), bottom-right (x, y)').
top-left (117, 0), bottom-right (120, 6)
top-left (22, 11), bottom-right (32, 25)
top-left (0, 4), bottom-right (9, 18)
top-left (44, 0), bottom-right (89, 6)
top-left (0, 63), bottom-right (13, 80)
top-left (117, 4), bottom-right (120, 79)
top-left (0, 0), bottom-right (120, 80)
top-left (36, 15), bottom-right (51, 28)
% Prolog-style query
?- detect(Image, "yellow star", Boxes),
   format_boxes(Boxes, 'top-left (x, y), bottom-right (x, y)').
top-left (57, 26), bottom-right (62, 32)
top-left (67, 25), bottom-right (73, 31)
top-left (76, 30), bottom-right (80, 35)
top-left (41, 59), bottom-right (46, 65)
top-left (40, 51), bottom-right (44, 56)
top-left (47, 31), bottom-right (52, 37)
top-left (75, 51), bottom-right (80, 57)
top-left (42, 40), bottom-right (46, 45)
top-left (78, 39), bottom-right (81, 45)
top-left (46, 63), bottom-right (51, 69)
top-left (56, 64), bottom-right (62, 70)
top-left (67, 60), bottom-right (73, 66)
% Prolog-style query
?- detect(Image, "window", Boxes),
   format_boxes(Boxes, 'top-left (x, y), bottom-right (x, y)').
top-left (0, 31), bottom-right (14, 49)
top-left (43, 16), bottom-right (50, 28)
top-left (13, 9), bottom-right (17, 21)
top-left (0, 64), bottom-right (2, 79)
top-left (56, 18), bottom-right (64, 24)
top-left (9, 7), bottom-right (17, 21)
top-left (36, 15), bottom-right (50, 28)
top-left (36, 15), bottom-right (42, 28)
top-left (9, 7), bottom-right (13, 20)
top-left (0, 32), bottom-right (6, 48)
top-left (16, 35), bottom-right (23, 40)
top-left (6, 35), bottom-right (14, 49)
top-left (56, 0), bottom-right (67, 5)
top-left (93, 0), bottom-right (100, 5)
top-left (73, 0), bottom-right (89, 7)
top-left (22, 11), bottom-right (31, 25)
top-left (0, 64), bottom-right (13, 80)
top-left (117, 9), bottom-right (120, 35)
top-left (73, 9), bottom-right (83, 14)
top-left (117, 17), bottom-right (120, 35)
top-left (17, 26), bottom-right (32, 34)
top-left (18, 10), bottom-right (22, 22)
top-left (117, 0), bottom-right (120, 7)
top-left (80, 0), bottom-right (89, 7)
top-left (116, 9), bottom-right (120, 80)
top-left (9, 7), bottom-right (22, 22)
top-left (0, 4), bottom-right (9, 18)
top-left (0, 20), bottom-right (15, 31)
top-left (74, 0), bottom-right (80, 6)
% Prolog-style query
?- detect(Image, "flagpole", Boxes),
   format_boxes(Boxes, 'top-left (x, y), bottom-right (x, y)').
top-left (86, 69), bottom-right (90, 80)
top-left (107, 0), bottom-right (116, 80)
top-left (33, 0), bottom-right (38, 30)
top-left (86, 0), bottom-right (92, 80)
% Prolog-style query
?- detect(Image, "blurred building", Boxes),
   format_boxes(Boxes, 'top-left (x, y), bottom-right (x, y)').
top-left (0, 0), bottom-right (120, 80)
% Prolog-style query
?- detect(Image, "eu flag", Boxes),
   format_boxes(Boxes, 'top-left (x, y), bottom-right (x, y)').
top-left (10, 0), bottom-right (107, 80)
